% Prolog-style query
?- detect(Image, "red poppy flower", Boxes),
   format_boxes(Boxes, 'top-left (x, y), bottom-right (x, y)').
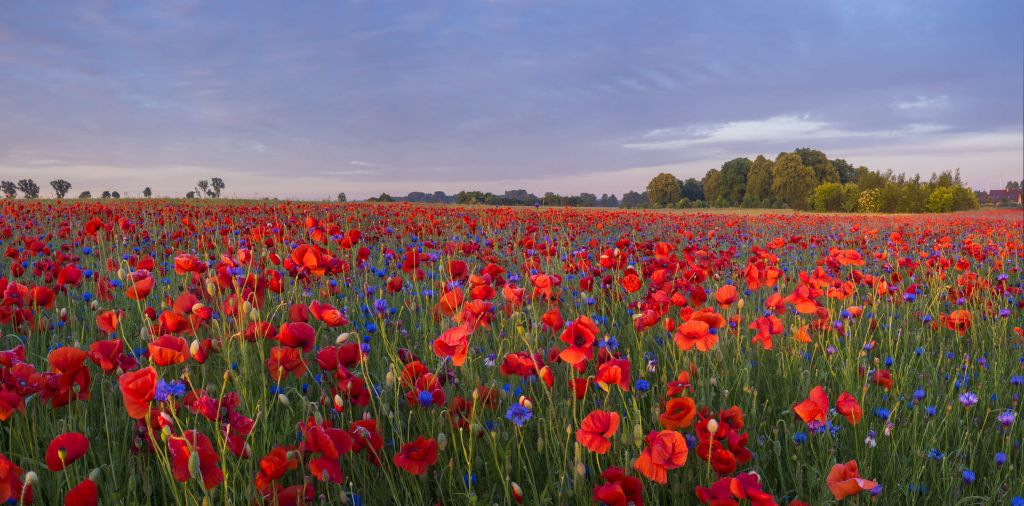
top-left (836, 391), bottom-right (862, 424)
top-left (393, 436), bottom-right (438, 475)
top-left (633, 430), bottom-right (688, 484)
top-left (118, 367), bottom-right (157, 419)
top-left (793, 386), bottom-right (828, 424)
top-left (95, 310), bottom-right (120, 334)
top-left (254, 447), bottom-right (300, 492)
top-left (592, 467), bottom-right (643, 506)
top-left (826, 460), bottom-right (877, 500)
top-left (558, 316), bottom-right (599, 365)
top-left (576, 410), bottom-right (621, 454)
top-left (714, 284), bottom-right (739, 308)
top-left (64, 479), bottom-right (97, 506)
top-left (266, 346), bottom-right (307, 381)
top-left (168, 430), bottom-right (223, 490)
top-left (277, 322), bottom-right (316, 351)
top-left (595, 358), bottom-right (631, 391)
top-left (659, 396), bottom-right (697, 430)
top-left (433, 324), bottom-right (473, 366)
top-left (46, 432), bottom-right (89, 471)
top-left (0, 453), bottom-right (31, 504)
top-left (148, 335), bottom-right (189, 367)
top-left (673, 320), bottom-right (718, 352)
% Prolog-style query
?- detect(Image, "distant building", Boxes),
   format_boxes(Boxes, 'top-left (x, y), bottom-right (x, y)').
top-left (976, 189), bottom-right (1023, 204)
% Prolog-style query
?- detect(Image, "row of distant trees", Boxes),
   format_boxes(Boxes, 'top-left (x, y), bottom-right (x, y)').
top-left (636, 148), bottom-right (988, 213)
top-left (1, 178), bottom-right (226, 200)
top-left (357, 189), bottom-right (621, 207)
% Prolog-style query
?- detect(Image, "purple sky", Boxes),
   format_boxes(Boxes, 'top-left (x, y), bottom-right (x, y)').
top-left (1, 1), bottom-right (1021, 199)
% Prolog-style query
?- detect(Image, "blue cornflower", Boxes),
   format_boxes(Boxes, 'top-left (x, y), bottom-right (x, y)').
top-left (417, 390), bottom-right (434, 407)
top-left (634, 379), bottom-right (650, 392)
top-left (793, 431), bottom-right (807, 444)
top-left (505, 404), bottom-right (532, 427)
top-left (961, 470), bottom-right (975, 484)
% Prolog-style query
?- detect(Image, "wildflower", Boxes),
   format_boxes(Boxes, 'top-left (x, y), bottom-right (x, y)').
top-left (505, 404), bottom-right (533, 427)
top-left (958, 392), bottom-right (978, 407)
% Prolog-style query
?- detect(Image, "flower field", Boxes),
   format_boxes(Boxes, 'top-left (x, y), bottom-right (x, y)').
top-left (0, 200), bottom-right (1021, 505)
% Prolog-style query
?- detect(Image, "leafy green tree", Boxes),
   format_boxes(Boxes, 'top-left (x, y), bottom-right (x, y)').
top-left (337, 192), bottom-right (347, 203)
top-left (143, 187), bottom-right (152, 198)
top-left (680, 178), bottom-right (703, 201)
top-left (210, 178), bottom-right (225, 198)
top-left (808, 183), bottom-right (845, 212)
top-left (196, 180), bottom-right (210, 198)
top-left (17, 179), bottom-right (40, 198)
top-left (701, 169), bottom-right (724, 207)
top-left (50, 179), bottom-right (72, 199)
top-left (1007, 181), bottom-right (1021, 190)
top-left (620, 191), bottom-right (648, 208)
top-left (645, 173), bottom-right (683, 208)
top-left (185, 191), bottom-right (195, 199)
top-left (771, 153), bottom-right (816, 209)
top-left (831, 158), bottom-right (857, 184)
top-left (718, 158), bottom-right (751, 205)
top-left (1, 181), bottom-right (16, 198)
top-left (78, 191), bottom-right (92, 199)
top-left (951, 186), bottom-right (979, 210)
top-left (743, 155), bottom-right (774, 207)
top-left (926, 187), bottom-right (955, 213)
top-left (577, 193), bottom-right (598, 207)
top-left (111, 191), bottom-right (121, 199)
top-left (795, 148), bottom-right (839, 184)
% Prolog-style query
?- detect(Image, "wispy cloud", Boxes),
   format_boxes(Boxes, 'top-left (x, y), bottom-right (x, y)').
top-left (895, 95), bottom-right (949, 110)
top-left (623, 115), bottom-right (950, 150)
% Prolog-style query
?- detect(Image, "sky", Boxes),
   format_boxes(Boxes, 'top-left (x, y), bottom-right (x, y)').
top-left (1, 0), bottom-right (1022, 199)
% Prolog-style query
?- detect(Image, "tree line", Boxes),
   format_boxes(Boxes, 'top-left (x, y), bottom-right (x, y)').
top-left (639, 148), bottom-right (986, 213)
top-left (0, 178), bottom-right (226, 200)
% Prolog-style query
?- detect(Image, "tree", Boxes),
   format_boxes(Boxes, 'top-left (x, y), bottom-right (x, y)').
top-left (771, 153), bottom-right (816, 210)
top-left (646, 173), bottom-right (683, 208)
top-left (620, 191), bottom-right (648, 208)
top-left (185, 191), bottom-right (195, 199)
top-left (743, 155), bottom-right (774, 207)
top-left (78, 191), bottom-right (92, 199)
top-left (577, 193), bottom-right (598, 207)
top-left (101, 190), bottom-right (111, 198)
top-left (701, 169), bottom-right (724, 206)
top-left (50, 179), bottom-right (72, 199)
top-left (831, 158), bottom-right (856, 184)
top-left (926, 187), bottom-right (955, 213)
top-left (337, 192), bottom-right (347, 203)
top-left (1, 181), bottom-right (15, 199)
top-left (795, 148), bottom-right (839, 184)
top-left (17, 179), bottom-right (40, 198)
top-left (143, 187), bottom-right (152, 198)
top-left (196, 180), bottom-right (210, 198)
top-left (210, 178), bottom-right (225, 198)
top-left (950, 186), bottom-right (979, 211)
top-left (680, 178), bottom-right (704, 201)
top-left (808, 183), bottom-right (845, 212)
top-left (718, 157), bottom-right (752, 206)
top-left (111, 191), bottom-right (121, 199)
top-left (1006, 181), bottom-right (1021, 191)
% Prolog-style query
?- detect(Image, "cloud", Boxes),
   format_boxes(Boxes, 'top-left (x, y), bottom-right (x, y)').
top-left (895, 95), bottom-right (949, 110)
top-left (623, 115), bottom-right (951, 150)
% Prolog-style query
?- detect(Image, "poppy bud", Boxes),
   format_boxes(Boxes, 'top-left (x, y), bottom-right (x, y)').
top-left (278, 393), bottom-right (289, 405)
top-left (205, 282), bottom-right (216, 296)
top-left (59, 307), bottom-right (67, 320)
top-left (24, 471), bottom-right (39, 485)
top-left (90, 300), bottom-right (100, 311)
top-left (518, 396), bottom-right (532, 410)
top-left (437, 433), bottom-right (447, 451)
top-left (89, 467), bottom-right (102, 482)
top-left (333, 394), bottom-right (344, 411)
top-left (707, 418), bottom-right (719, 435)
top-left (511, 481), bottom-right (524, 503)
top-left (471, 422), bottom-right (484, 437)
top-left (190, 339), bottom-right (201, 357)
top-left (241, 300), bottom-right (252, 314)
top-left (385, 370), bottom-right (395, 388)
top-left (188, 451), bottom-right (201, 478)
top-left (633, 423), bottom-right (643, 448)
top-left (336, 332), bottom-right (351, 344)
top-left (536, 436), bottom-right (544, 452)
top-left (737, 298), bottom-right (745, 309)
top-left (248, 308), bottom-right (260, 322)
